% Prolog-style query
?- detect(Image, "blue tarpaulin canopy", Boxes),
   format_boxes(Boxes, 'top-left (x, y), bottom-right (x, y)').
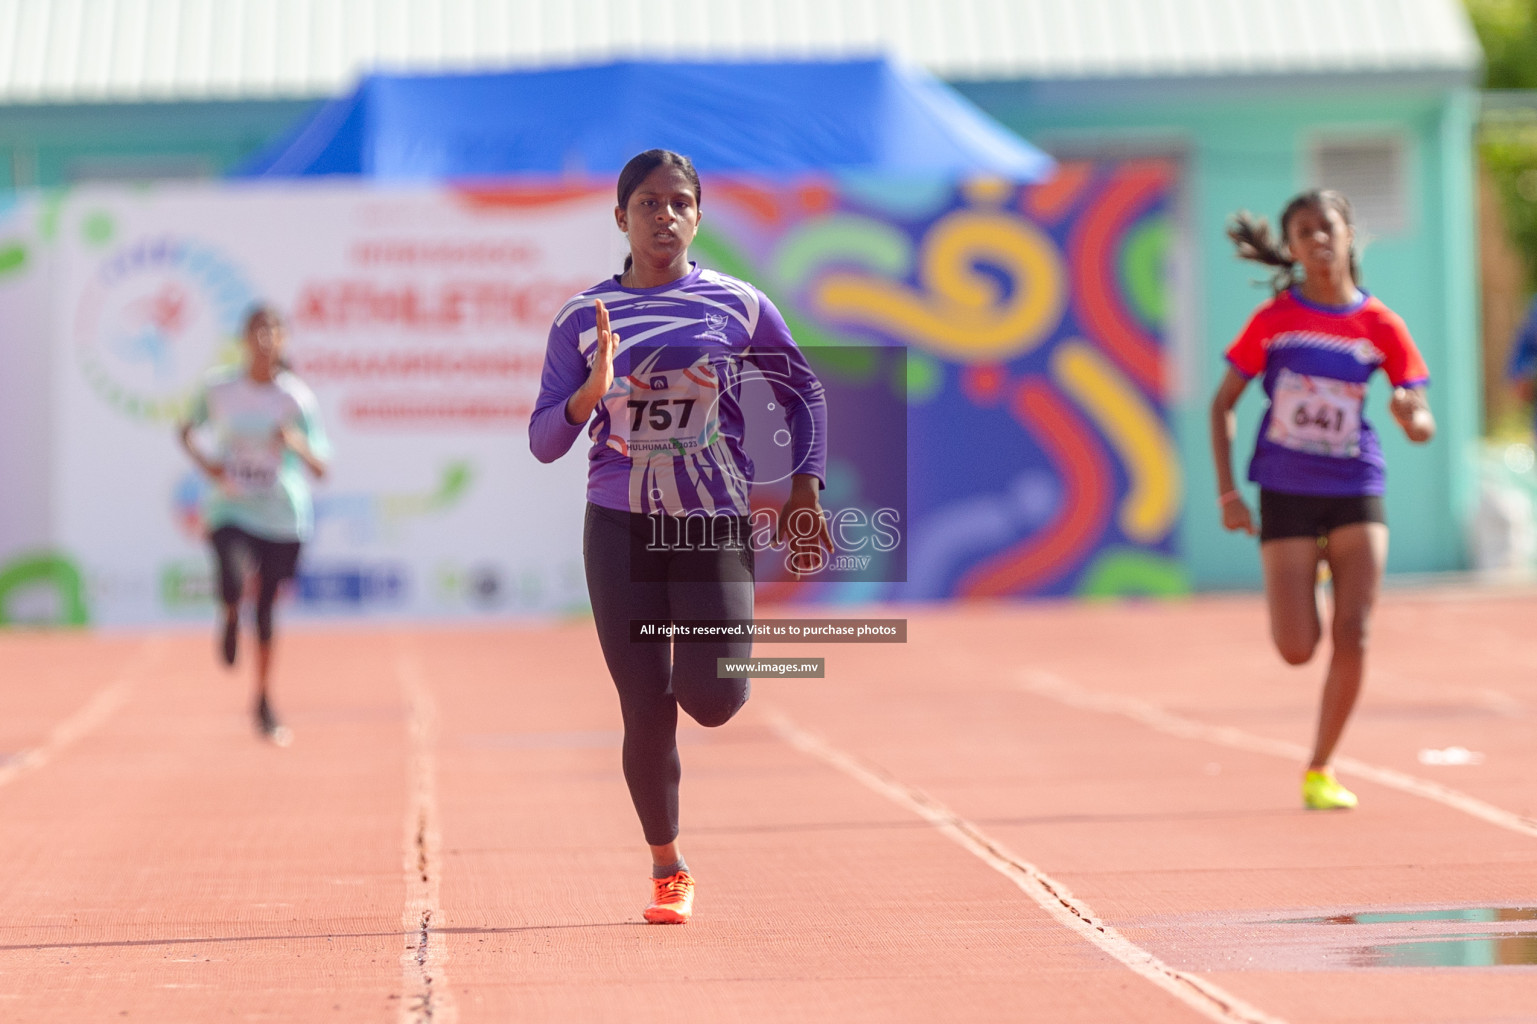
top-left (234, 58), bottom-right (1052, 180)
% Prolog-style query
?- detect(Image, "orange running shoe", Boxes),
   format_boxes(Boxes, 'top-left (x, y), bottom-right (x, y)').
top-left (644, 870), bottom-right (695, 924)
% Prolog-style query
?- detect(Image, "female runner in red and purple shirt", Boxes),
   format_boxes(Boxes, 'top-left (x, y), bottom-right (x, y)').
top-left (1209, 189), bottom-right (1435, 810)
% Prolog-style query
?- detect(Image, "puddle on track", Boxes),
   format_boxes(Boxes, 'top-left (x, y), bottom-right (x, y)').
top-left (1130, 905), bottom-right (1537, 971)
top-left (1356, 932), bottom-right (1537, 967)
top-left (1281, 907), bottom-right (1537, 926)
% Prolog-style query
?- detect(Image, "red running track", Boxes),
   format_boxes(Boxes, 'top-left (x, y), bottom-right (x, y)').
top-left (1, 587), bottom-right (1535, 1022)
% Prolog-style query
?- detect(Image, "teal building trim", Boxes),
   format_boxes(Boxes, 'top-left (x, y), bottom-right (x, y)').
top-left (0, 99), bottom-right (316, 188)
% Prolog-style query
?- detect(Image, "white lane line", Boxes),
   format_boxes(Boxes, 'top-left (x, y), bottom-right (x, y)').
top-left (0, 637), bottom-right (163, 790)
top-left (764, 709), bottom-right (1290, 1024)
top-left (399, 656), bottom-right (456, 1024)
top-left (1016, 668), bottom-right (1537, 841)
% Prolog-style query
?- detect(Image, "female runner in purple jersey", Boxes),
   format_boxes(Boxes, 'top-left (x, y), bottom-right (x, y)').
top-left (1209, 190), bottom-right (1434, 810)
top-left (531, 150), bottom-right (833, 922)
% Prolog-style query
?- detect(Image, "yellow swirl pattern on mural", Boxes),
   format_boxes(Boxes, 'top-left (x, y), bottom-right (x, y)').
top-left (962, 176), bottom-right (1013, 206)
top-left (814, 211), bottom-right (1066, 362)
top-left (1051, 340), bottom-right (1180, 542)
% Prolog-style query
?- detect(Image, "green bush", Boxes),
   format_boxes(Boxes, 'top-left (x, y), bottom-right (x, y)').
top-left (1469, 0), bottom-right (1537, 291)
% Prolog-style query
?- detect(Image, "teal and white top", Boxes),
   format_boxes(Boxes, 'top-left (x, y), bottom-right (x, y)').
top-left (185, 368), bottom-right (330, 541)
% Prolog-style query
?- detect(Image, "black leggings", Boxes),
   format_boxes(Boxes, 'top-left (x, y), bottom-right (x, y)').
top-left (583, 503), bottom-right (754, 846)
top-left (210, 525), bottom-right (302, 644)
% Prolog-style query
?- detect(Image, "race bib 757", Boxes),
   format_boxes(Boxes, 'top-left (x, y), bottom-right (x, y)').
top-left (604, 355), bottom-right (724, 459)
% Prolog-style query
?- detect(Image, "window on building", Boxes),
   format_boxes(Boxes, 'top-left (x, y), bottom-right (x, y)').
top-left (1308, 136), bottom-right (1408, 238)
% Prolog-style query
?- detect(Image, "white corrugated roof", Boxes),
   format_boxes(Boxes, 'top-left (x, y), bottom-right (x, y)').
top-left (0, 0), bottom-right (1482, 104)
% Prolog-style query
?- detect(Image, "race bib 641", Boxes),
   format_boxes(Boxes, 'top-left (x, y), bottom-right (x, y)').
top-left (1266, 368), bottom-right (1365, 458)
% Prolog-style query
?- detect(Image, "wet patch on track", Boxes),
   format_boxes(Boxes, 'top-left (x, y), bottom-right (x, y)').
top-left (1127, 905), bottom-right (1537, 971)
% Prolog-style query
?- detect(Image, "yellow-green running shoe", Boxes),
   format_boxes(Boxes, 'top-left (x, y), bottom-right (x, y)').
top-left (1303, 769), bottom-right (1357, 810)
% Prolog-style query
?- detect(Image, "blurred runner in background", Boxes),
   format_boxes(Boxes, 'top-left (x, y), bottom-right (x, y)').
top-left (178, 306), bottom-right (329, 746)
top-left (1505, 294), bottom-right (1537, 410)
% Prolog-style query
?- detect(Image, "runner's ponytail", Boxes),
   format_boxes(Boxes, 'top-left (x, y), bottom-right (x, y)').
top-left (1228, 211), bottom-right (1298, 295)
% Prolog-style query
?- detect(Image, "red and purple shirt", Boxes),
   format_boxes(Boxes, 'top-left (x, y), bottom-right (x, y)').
top-left (1226, 289), bottom-right (1429, 497)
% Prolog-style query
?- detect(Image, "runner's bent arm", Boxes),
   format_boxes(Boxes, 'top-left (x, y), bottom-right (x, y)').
top-left (746, 292), bottom-right (834, 565)
top-left (530, 298), bottom-right (617, 463)
top-left (178, 423), bottom-right (223, 479)
top-left (1378, 310), bottom-right (1435, 445)
top-left (564, 298), bottom-right (618, 427)
top-left (279, 383), bottom-right (331, 479)
top-left (177, 391), bottom-right (224, 480)
top-left (1389, 386), bottom-right (1434, 444)
top-left (1209, 368), bottom-right (1256, 536)
top-left (278, 425), bottom-right (327, 478)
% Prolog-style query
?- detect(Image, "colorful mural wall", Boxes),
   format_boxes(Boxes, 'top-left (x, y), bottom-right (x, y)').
top-left (699, 160), bottom-right (1184, 600)
top-left (0, 160), bottom-right (1180, 624)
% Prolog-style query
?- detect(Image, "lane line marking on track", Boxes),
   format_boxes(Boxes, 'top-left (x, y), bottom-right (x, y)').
top-left (399, 655), bottom-right (456, 1024)
top-left (0, 637), bottom-right (164, 791)
top-left (763, 709), bottom-right (1290, 1024)
top-left (1015, 668), bottom-right (1537, 840)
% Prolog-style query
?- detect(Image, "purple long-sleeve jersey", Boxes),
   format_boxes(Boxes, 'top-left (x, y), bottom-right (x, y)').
top-left (530, 264), bottom-right (827, 516)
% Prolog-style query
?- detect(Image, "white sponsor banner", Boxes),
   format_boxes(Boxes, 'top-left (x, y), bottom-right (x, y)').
top-left (0, 194), bottom-right (85, 626)
top-left (0, 195), bottom-right (49, 564)
top-left (47, 179), bottom-right (618, 625)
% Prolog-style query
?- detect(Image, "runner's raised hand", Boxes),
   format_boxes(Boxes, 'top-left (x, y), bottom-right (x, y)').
top-left (565, 299), bottom-right (620, 425)
top-left (594, 299), bottom-right (619, 390)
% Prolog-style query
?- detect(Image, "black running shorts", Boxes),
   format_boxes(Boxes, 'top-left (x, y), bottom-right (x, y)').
top-left (1258, 488), bottom-right (1386, 543)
